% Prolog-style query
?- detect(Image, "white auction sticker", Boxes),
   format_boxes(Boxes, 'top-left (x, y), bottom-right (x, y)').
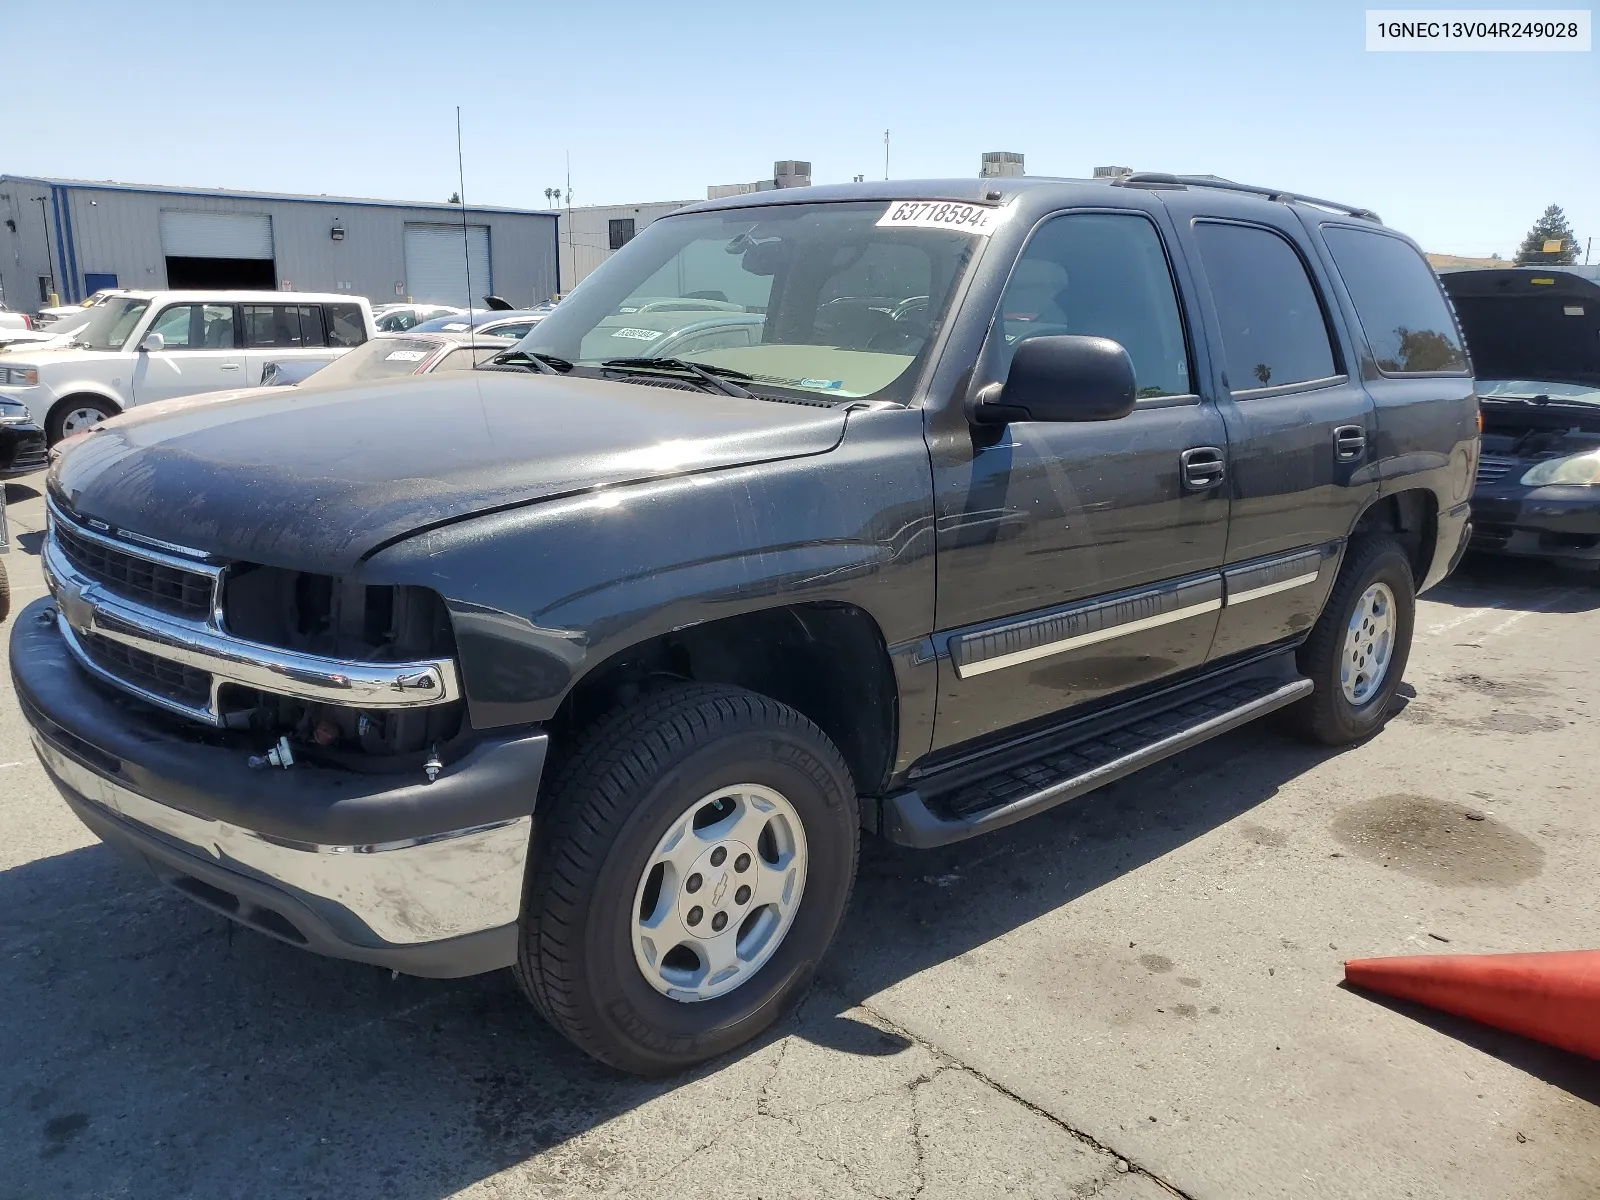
top-left (1366, 10), bottom-right (1590, 50)
top-left (385, 350), bottom-right (428, 362)
top-left (612, 327), bottom-right (665, 341)
top-left (876, 200), bottom-right (1010, 235)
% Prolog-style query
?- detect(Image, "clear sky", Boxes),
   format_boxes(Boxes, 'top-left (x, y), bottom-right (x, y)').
top-left (7, 0), bottom-right (1596, 259)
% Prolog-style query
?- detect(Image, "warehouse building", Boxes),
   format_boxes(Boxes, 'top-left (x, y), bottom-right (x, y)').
top-left (0, 176), bottom-right (559, 311)
top-left (555, 160), bottom-right (814, 289)
top-left (556, 199), bottom-right (693, 292)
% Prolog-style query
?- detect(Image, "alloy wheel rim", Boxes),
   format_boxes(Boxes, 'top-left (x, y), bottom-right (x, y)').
top-left (1341, 582), bottom-right (1396, 705)
top-left (630, 783), bottom-right (808, 1003)
top-left (61, 407), bottom-right (106, 437)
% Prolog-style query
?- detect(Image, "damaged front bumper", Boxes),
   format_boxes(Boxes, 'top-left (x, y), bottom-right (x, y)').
top-left (10, 597), bottom-right (546, 977)
top-left (1471, 476), bottom-right (1600, 568)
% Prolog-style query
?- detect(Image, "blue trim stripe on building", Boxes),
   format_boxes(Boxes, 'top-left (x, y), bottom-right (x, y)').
top-left (49, 187), bottom-right (73, 303)
top-left (56, 185), bottom-right (81, 303)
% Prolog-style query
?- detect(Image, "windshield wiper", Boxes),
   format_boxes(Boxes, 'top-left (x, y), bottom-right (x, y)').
top-left (489, 350), bottom-right (572, 375)
top-left (601, 357), bottom-right (753, 398)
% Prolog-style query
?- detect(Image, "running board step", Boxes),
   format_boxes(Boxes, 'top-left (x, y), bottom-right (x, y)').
top-left (879, 671), bottom-right (1313, 848)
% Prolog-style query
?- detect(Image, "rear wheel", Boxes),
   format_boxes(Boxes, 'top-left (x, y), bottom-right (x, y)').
top-left (47, 396), bottom-right (118, 444)
top-left (514, 683), bottom-right (859, 1074)
top-left (1288, 535), bottom-right (1415, 745)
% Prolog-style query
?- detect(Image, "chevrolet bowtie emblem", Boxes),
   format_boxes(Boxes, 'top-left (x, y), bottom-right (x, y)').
top-left (711, 872), bottom-right (729, 907)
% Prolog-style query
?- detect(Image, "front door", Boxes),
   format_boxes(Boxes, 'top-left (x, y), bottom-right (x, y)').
top-left (1160, 195), bottom-right (1379, 661)
top-left (131, 303), bottom-right (244, 403)
top-left (929, 207), bottom-right (1231, 754)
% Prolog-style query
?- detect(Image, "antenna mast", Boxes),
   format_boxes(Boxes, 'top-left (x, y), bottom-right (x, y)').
top-left (456, 106), bottom-right (476, 354)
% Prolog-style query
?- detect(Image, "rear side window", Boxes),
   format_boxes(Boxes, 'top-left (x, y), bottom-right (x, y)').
top-left (1192, 222), bottom-right (1337, 391)
top-left (1322, 226), bottom-right (1467, 374)
top-left (325, 303), bottom-right (367, 347)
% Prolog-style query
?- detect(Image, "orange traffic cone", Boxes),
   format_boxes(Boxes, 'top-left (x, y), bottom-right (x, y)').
top-left (1345, 949), bottom-right (1600, 1059)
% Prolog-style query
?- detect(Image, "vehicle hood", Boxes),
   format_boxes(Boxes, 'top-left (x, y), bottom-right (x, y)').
top-left (48, 371), bottom-right (849, 572)
top-left (1441, 269), bottom-right (1600, 389)
top-left (1, 346), bottom-right (118, 371)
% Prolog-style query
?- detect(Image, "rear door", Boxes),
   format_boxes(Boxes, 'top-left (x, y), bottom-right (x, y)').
top-left (1163, 195), bottom-right (1378, 660)
top-left (130, 303), bottom-right (245, 403)
top-left (240, 304), bottom-right (340, 386)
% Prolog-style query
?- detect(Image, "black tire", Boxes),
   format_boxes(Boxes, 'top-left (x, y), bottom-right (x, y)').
top-left (1288, 535), bottom-right (1415, 745)
top-left (46, 396), bottom-right (117, 444)
top-left (514, 682), bottom-right (859, 1075)
top-left (0, 555), bottom-right (9, 623)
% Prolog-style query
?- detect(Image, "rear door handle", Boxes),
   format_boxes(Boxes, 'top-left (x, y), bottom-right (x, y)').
top-left (1180, 446), bottom-right (1226, 492)
top-left (1334, 425), bottom-right (1366, 461)
top-left (221, 363), bottom-right (242, 371)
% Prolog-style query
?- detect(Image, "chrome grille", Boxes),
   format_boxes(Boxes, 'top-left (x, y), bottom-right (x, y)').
top-left (79, 632), bottom-right (213, 707)
top-left (51, 514), bottom-right (216, 619)
top-left (1475, 455), bottom-right (1519, 486)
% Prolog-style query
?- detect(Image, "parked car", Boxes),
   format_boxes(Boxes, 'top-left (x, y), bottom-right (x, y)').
top-left (1441, 267), bottom-right (1600, 575)
top-left (34, 289), bottom-right (119, 325)
top-left (12, 175), bottom-right (1475, 1074)
top-left (0, 307), bottom-right (36, 331)
top-left (0, 291), bottom-right (376, 441)
top-left (413, 306), bottom-right (555, 341)
top-left (372, 303), bottom-right (463, 333)
top-left (0, 395), bottom-right (47, 479)
top-left (263, 331), bottom-right (513, 387)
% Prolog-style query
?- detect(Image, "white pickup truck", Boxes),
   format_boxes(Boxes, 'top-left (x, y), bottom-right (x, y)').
top-left (0, 291), bottom-right (376, 441)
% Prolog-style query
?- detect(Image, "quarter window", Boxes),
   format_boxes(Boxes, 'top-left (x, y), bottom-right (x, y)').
top-left (325, 302), bottom-right (367, 347)
top-left (1322, 226), bottom-right (1467, 374)
top-left (995, 212), bottom-right (1192, 398)
top-left (1192, 222), bottom-right (1337, 391)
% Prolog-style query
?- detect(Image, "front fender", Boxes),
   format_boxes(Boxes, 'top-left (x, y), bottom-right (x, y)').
top-left (362, 406), bottom-right (937, 729)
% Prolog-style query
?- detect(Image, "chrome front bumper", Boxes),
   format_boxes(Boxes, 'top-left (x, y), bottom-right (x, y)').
top-left (33, 730), bottom-right (531, 977)
top-left (12, 595), bottom-right (546, 979)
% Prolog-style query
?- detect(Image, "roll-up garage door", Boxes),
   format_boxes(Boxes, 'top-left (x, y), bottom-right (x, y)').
top-left (159, 211), bottom-right (275, 259)
top-left (404, 223), bottom-right (491, 307)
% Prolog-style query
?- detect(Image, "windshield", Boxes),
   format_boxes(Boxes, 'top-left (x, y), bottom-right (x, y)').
top-left (517, 200), bottom-right (982, 401)
top-left (1478, 379), bottom-right (1600, 404)
top-left (300, 336), bottom-right (443, 386)
top-left (65, 297), bottom-right (151, 351)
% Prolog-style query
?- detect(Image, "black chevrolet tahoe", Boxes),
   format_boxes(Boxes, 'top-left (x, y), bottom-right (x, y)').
top-left (10, 174), bottom-right (1478, 1074)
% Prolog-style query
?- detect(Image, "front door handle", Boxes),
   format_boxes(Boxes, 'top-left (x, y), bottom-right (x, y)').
top-left (221, 363), bottom-right (242, 371)
top-left (1334, 425), bottom-right (1366, 462)
top-left (1180, 446), bottom-right (1226, 492)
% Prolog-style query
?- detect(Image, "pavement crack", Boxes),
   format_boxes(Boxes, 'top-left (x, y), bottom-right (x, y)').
top-left (850, 998), bottom-right (1196, 1200)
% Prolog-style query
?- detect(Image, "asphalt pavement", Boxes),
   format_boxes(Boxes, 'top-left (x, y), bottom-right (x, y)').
top-left (2, 473), bottom-right (1596, 1200)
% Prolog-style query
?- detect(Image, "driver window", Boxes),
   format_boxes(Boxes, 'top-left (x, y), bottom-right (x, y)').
top-left (996, 213), bottom-right (1192, 399)
top-left (149, 305), bottom-right (199, 348)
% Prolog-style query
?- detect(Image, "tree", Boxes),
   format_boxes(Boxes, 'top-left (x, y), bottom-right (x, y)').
top-left (1515, 205), bottom-right (1579, 265)
top-left (447, 191), bottom-right (461, 204)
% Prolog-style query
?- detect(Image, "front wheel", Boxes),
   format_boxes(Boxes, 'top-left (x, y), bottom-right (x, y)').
top-left (1288, 535), bottom-right (1416, 745)
top-left (514, 683), bottom-right (859, 1074)
top-left (47, 397), bottom-right (118, 444)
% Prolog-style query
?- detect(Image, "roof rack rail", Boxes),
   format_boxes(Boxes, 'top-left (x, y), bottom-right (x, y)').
top-left (1116, 173), bottom-right (1381, 223)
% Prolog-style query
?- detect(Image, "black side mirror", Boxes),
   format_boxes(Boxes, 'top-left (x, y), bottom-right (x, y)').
top-left (972, 334), bottom-right (1137, 424)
